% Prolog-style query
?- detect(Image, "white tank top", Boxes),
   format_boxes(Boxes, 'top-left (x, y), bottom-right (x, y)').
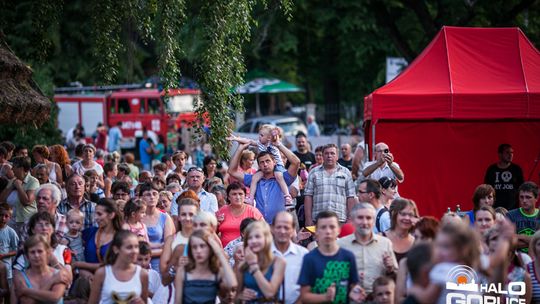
top-left (100, 265), bottom-right (142, 304)
top-left (171, 232), bottom-right (189, 250)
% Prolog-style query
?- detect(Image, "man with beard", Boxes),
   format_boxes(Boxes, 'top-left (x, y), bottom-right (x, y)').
top-left (337, 203), bottom-right (398, 295)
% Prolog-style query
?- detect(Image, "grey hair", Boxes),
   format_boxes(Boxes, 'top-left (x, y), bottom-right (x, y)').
top-left (37, 183), bottom-right (62, 205)
top-left (350, 202), bottom-right (376, 217)
top-left (35, 163), bottom-right (49, 173)
top-left (165, 182), bottom-right (181, 192)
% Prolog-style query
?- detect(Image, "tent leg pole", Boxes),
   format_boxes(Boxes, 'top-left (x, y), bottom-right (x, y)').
top-left (256, 94), bottom-right (261, 117)
top-left (371, 123), bottom-right (376, 161)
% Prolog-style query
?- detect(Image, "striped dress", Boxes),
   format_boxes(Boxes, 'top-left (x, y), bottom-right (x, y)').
top-left (526, 262), bottom-right (540, 303)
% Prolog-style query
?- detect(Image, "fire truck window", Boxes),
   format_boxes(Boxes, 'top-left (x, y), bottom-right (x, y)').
top-left (109, 99), bottom-right (116, 113)
top-left (118, 99), bottom-right (131, 114)
top-left (148, 98), bottom-right (160, 114)
top-left (139, 100), bottom-right (146, 114)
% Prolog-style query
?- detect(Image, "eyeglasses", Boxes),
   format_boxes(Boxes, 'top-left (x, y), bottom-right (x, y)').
top-left (35, 222), bottom-right (53, 228)
top-left (358, 190), bottom-right (368, 194)
top-left (398, 211), bottom-right (417, 218)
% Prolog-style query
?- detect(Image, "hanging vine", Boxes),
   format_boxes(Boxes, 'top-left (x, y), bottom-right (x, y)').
top-left (91, 0), bottom-right (293, 158)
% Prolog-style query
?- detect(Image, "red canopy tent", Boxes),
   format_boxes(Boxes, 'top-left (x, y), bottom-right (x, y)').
top-left (364, 26), bottom-right (540, 217)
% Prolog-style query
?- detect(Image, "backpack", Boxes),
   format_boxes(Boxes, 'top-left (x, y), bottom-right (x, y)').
top-left (376, 206), bottom-right (389, 233)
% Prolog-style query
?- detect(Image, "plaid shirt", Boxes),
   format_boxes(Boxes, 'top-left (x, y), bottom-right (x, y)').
top-left (55, 212), bottom-right (69, 240)
top-left (304, 164), bottom-right (356, 222)
top-left (57, 198), bottom-right (97, 230)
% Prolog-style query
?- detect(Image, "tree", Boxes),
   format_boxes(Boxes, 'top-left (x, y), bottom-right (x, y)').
top-left (0, 0), bottom-right (293, 159)
top-left (245, 0), bottom-right (540, 128)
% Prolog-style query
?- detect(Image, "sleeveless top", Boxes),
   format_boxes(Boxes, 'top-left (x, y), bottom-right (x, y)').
top-left (47, 162), bottom-right (58, 183)
top-left (182, 272), bottom-right (219, 304)
top-left (381, 231), bottom-right (409, 264)
top-left (527, 262), bottom-right (540, 302)
top-left (147, 212), bottom-right (167, 272)
top-left (21, 269), bottom-right (64, 304)
top-left (243, 261), bottom-right (276, 302)
top-left (171, 232), bottom-right (189, 251)
top-left (100, 265), bottom-right (142, 304)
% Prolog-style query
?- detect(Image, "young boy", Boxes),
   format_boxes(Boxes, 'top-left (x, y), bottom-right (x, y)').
top-left (372, 276), bottom-right (395, 304)
top-left (137, 241), bottom-right (163, 299)
top-left (0, 203), bottom-right (19, 290)
top-left (62, 209), bottom-right (85, 262)
top-left (228, 125), bottom-right (292, 205)
top-left (298, 211), bottom-right (364, 304)
top-left (402, 243), bottom-right (433, 304)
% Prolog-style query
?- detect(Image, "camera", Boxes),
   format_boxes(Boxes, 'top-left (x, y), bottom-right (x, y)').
top-left (383, 149), bottom-right (389, 154)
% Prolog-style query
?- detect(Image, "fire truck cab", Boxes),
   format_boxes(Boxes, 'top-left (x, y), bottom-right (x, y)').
top-left (54, 85), bottom-right (201, 150)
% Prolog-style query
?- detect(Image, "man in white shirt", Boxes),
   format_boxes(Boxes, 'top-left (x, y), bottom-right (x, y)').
top-left (271, 211), bottom-right (308, 304)
top-left (170, 167), bottom-right (218, 220)
top-left (362, 142), bottom-right (404, 184)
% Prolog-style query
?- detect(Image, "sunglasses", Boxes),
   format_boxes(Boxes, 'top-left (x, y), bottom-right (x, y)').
top-left (188, 167), bottom-right (204, 173)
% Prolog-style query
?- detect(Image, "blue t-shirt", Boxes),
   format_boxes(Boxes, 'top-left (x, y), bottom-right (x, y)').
top-left (108, 127), bottom-right (122, 152)
top-left (297, 247), bottom-right (359, 304)
top-left (82, 227), bottom-right (111, 263)
top-left (0, 225), bottom-right (19, 279)
top-left (507, 208), bottom-right (540, 252)
top-left (244, 171), bottom-right (294, 223)
top-left (139, 139), bottom-right (152, 165)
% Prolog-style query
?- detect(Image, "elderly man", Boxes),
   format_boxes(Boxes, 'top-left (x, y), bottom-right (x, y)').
top-left (362, 142), bottom-right (404, 183)
top-left (271, 211), bottom-right (308, 304)
top-left (304, 144), bottom-right (356, 226)
top-left (306, 115), bottom-right (320, 137)
top-left (57, 174), bottom-right (96, 229)
top-left (35, 183), bottom-right (68, 240)
top-left (171, 167), bottom-right (219, 218)
top-left (337, 203), bottom-right (398, 294)
top-left (229, 138), bottom-right (300, 223)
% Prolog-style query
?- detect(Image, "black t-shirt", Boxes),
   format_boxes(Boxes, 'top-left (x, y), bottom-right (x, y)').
top-left (338, 158), bottom-right (353, 171)
top-left (484, 163), bottom-right (524, 210)
top-left (402, 295), bottom-right (422, 304)
top-left (294, 151), bottom-right (316, 169)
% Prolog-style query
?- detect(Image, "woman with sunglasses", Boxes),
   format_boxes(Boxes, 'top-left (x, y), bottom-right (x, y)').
top-left (382, 198), bottom-right (419, 263)
top-left (378, 176), bottom-right (398, 209)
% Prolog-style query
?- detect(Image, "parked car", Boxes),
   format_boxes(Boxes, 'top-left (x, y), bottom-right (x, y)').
top-left (236, 115), bottom-right (307, 136)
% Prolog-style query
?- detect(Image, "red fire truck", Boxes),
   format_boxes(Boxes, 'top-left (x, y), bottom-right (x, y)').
top-left (54, 85), bottom-right (201, 150)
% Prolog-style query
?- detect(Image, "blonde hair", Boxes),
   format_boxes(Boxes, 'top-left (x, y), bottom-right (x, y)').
top-left (242, 221), bottom-right (274, 272)
top-left (530, 230), bottom-right (540, 258)
top-left (193, 211), bottom-right (218, 230)
top-left (259, 124), bottom-right (274, 133)
top-left (439, 222), bottom-right (480, 268)
top-left (67, 209), bottom-right (84, 221)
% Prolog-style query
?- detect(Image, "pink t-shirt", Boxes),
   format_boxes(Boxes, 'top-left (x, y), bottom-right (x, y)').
top-left (216, 204), bottom-right (263, 247)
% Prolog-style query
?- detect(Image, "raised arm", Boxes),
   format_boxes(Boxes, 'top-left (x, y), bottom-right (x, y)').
top-left (228, 143), bottom-right (250, 181)
top-left (351, 146), bottom-right (364, 180)
top-left (209, 237), bottom-right (237, 290)
top-left (275, 142), bottom-right (300, 178)
top-left (251, 257), bottom-right (286, 298)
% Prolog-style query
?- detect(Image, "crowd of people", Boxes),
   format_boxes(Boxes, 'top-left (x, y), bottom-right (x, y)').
top-left (0, 124), bottom-right (538, 304)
